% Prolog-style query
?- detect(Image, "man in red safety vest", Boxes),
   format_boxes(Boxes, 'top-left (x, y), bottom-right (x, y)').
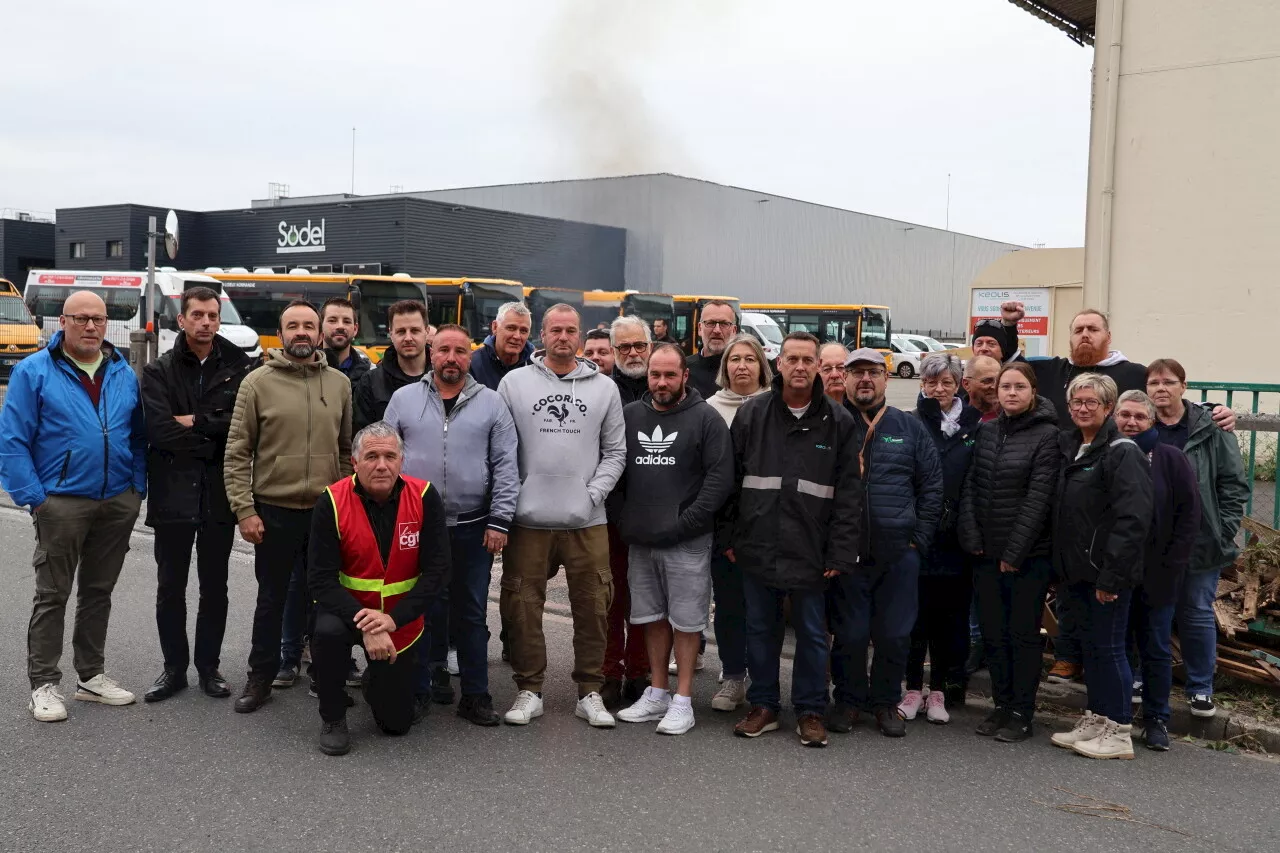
top-left (307, 421), bottom-right (451, 755)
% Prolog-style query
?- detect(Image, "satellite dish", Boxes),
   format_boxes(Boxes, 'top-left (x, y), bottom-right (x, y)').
top-left (164, 210), bottom-right (179, 260)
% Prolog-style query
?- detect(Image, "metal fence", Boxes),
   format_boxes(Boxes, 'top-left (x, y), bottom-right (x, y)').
top-left (1188, 381), bottom-right (1280, 529)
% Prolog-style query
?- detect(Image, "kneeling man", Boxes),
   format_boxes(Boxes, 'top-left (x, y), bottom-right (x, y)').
top-left (308, 422), bottom-right (451, 755)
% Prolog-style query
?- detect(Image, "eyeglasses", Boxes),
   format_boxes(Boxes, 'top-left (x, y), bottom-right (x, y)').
top-left (65, 314), bottom-right (108, 328)
top-left (700, 320), bottom-right (735, 329)
top-left (614, 342), bottom-right (650, 354)
top-left (1068, 399), bottom-right (1102, 412)
top-left (844, 367), bottom-right (885, 379)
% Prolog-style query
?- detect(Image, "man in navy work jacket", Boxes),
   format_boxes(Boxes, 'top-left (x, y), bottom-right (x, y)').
top-left (0, 290), bottom-right (147, 722)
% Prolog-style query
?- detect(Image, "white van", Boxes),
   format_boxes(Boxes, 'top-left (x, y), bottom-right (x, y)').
top-left (24, 270), bottom-right (262, 359)
top-left (738, 311), bottom-right (783, 361)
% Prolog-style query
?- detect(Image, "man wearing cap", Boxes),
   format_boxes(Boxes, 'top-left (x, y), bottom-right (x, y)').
top-left (828, 347), bottom-right (942, 738)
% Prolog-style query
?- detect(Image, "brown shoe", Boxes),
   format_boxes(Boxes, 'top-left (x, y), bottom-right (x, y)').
top-left (233, 672), bottom-right (272, 714)
top-left (734, 705), bottom-right (780, 738)
top-left (797, 713), bottom-right (828, 747)
top-left (1046, 661), bottom-right (1082, 684)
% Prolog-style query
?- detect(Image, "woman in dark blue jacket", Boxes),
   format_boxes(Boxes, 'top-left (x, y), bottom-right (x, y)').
top-left (900, 355), bottom-right (981, 724)
top-left (1114, 391), bottom-right (1200, 752)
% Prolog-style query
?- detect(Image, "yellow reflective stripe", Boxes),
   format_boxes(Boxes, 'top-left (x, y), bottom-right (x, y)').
top-left (339, 573), bottom-right (383, 592)
top-left (325, 486), bottom-right (341, 540)
top-left (381, 576), bottom-right (418, 597)
top-left (396, 623), bottom-right (425, 654)
top-left (421, 481), bottom-right (431, 497)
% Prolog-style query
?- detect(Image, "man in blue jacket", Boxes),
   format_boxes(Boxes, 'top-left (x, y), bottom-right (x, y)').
top-left (0, 290), bottom-right (147, 722)
top-left (828, 348), bottom-right (943, 738)
top-left (469, 301), bottom-right (534, 392)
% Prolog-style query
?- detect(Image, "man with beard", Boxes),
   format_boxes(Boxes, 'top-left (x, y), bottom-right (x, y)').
top-left (471, 302), bottom-right (534, 391)
top-left (583, 329), bottom-right (615, 375)
top-left (601, 314), bottom-right (653, 709)
top-left (224, 300), bottom-right (353, 713)
top-left (686, 301), bottom-right (737, 400)
top-left (353, 300), bottom-right (431, 431)
top-left (615, 344), bottom-right (733, 735)
top-left (828, 348), bottom-right (942, 739)
top-left (962, 356), bottom-right (1002, 423)
top-left (320, 297), bottom-right (372, 385)
top-left (819, 342), bottom-right (850, 404)
top-left (385, 324), bottom-right (519, 726)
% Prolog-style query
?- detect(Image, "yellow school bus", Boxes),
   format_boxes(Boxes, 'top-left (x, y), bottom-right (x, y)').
top-left (348, 275), bottom-right (431, 363)
top-left (672, 294), bottom-right (740, 355)
top-left (740, 302), bottom-right (893, 366)
top-left (210, 273), bottom-right (358, 352)
top-left (423, 278), bottom-right (525, 348)
top-left (582, 291), bottom-right (676, 336)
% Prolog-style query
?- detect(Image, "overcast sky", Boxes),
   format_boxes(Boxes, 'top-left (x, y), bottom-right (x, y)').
top-left (2, 0), bottom-right (1093, 246)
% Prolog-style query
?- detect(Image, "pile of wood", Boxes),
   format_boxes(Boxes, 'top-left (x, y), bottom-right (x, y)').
top-left (1202, 518), bottom-right (1280, 688)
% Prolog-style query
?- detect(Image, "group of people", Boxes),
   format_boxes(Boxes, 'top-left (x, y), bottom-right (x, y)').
top-left (0, 289), bottom-right (1247, 761)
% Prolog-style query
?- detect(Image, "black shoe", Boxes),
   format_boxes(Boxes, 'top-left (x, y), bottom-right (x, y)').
top-left (965, 641), bottom-right (986, 675)
top-left (944, 684), bottom-right (967, 708)
top-left (874, 706), bottom-right (907, 738)
top-left (234, 672), bottom-right (272, 713)
top-left (826, 702), bottom-right (860, 734)
top-left (197, 669), bottom-right (231, 698)
top-left (600, 678), bottom-right (624, 710)
top-left (317, 719), bottom-right (351, 755)
top-left (1144, 719), bottom-right (1171, 751)
top-left (622, 676), bottom-right (650, 706)
top-left (976, 707), bottom-right (1012, 737)
top-left (271, 665), bottom-right (299, 689)
top-left (994, 711), bottom-right (1033, 743)
top-left (1189, 693), bottom-right (1217, 718)
top-left (458, 693), bottom-right (502, 727)
top-left (412, 695), bottom-right (430, 725)
top-left (431, 667), bottom-right (455, 705)
top-left (144, 668), bottom-right (187, 703)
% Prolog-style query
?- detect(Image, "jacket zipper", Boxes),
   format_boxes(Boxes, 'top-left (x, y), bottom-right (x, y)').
top-left (304, 368), bottom-right (313, 506)
top-left (98, 374), bottom-right (110, 499)
top-left (56, 451), bottom-right (71, 486)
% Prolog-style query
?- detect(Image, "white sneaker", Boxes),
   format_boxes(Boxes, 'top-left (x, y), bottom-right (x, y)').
top-left (667, 654), bottom-right (678, 675)
top-left (74, 674), bottom-right (135, 706)
top-left (575, 692), bottom-right (616, 728)
top-left (925, 690), bottom-right (950, 724)
top-left (446, 648), bottom-right (460, 676)
top-left (1050, 711), bottom-right (1106, 749)
top-left (30, 684), bottom-right (68, 722)
top-left (711, 678), bottom-right (747, 712)
top-left (503, 690), bottom-right (544, 725)
top-left (898, 689), bottom-right (924, 720)
top-left (656, 700), bottom-right (696, 735)
top-left (618, 686), bottom-right (671, 723)
top-left (1131, 679), bottom-right (1143, 705)
top-left (668, 653), bottom-right (706, 675)
top-left (1072, 718), bottom-right (1135, 760)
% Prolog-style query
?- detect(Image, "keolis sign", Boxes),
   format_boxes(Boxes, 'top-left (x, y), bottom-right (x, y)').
top-left (277, 218), bottom-right (326, 254)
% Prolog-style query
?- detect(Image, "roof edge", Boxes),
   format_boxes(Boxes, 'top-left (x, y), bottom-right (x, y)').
top-left (1006, 0), bottom-right (1096, 46)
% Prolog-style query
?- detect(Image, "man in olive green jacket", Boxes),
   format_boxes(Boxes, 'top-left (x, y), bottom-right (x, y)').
top-left (224, 300), bottom-right (353, 712)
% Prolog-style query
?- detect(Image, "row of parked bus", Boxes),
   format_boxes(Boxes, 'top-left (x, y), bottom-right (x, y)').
top-left (2, 266), bottom-right (895, 370)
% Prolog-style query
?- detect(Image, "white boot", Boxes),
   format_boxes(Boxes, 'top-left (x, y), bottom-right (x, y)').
top-left (1050, 711), bottom-right (1106, 749)
top-left (1072, 718), bottom-right (1135, 760)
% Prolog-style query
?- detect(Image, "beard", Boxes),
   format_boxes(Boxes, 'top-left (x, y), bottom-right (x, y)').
top-left (439, 365), bottom-right (463, 383)
top-left (286, 340), bottom-right (316, 359)
top-left (618, 359), bottom-right (647, 379)
top-left (1071, 341), bottom-right (1106, 366)
top-left (652, 384), bottom-right (684, 406)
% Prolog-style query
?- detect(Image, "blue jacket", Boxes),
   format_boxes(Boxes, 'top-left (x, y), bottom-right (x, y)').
top-left (0, 332), bottom-right (147, 509)
top-left (845, 402), bottom-right (944, 567)
top-left (469, 335), bottom-right (533, 392)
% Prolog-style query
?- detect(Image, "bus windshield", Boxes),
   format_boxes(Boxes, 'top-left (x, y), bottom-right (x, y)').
top-left (861, 308), bottom-right (891, 350)
top-left (625, 293), bottom-right (675, 326)
top-left (351, 279), bottom-right (425, 346)
top-left (466, 283), bottom-right (525, 339)
top-left (0, 297), bottom-right (36, 324)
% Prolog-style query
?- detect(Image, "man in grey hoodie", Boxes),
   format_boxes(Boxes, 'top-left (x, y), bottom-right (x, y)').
top-left (383, 324), bottom-right (520, 727)
top-left (496, 304), bottom-right (626, 728)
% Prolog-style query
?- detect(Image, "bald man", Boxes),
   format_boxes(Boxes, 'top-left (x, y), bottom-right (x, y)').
top-left (819, 342), bottom-right (850, 404)
top-left (0, 290), bottom-right (147, 722)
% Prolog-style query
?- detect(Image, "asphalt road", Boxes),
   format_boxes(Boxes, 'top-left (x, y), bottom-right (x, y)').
top-left (0, 507), bottom-right (1277, 853)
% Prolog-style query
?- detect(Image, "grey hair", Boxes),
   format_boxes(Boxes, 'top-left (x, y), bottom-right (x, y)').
top-left (1067, 372), bottom-right (1119, 411)
top-left (963, 355), bottom-right (1001, 379)
top-left (921, 353), bottom-right (963, 386)
top-left (609, 314), bottom-right (651, 345)
top-left (716, 333), bottom-right (773, 390)
top-left (494, 301), bottom-right (532, 326)
top-left (352, 421), bottom-right (404, 458)
top-left (1117, 389), bottom-right (1157, 420)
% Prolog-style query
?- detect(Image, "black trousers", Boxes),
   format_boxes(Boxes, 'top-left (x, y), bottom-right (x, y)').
top-left (154, 520), bottom-right (235, 672)
top-left (313, 610), bottom-right (416, 734)
top-left (247, 504), bottom-right (312, 676)
top-left (905, 569), bottom-right (973, 692)
top-left (974, 556), bottom-right (1053, 717)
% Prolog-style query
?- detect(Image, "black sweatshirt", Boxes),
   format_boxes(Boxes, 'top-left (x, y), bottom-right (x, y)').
top-left (308, 477), bottom-right (451, 629)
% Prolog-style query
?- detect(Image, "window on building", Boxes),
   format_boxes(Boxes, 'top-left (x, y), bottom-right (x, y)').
top-left (106, 240), bottom-right (123, 258)
top-left (70, 242), bottom-right (86, 260)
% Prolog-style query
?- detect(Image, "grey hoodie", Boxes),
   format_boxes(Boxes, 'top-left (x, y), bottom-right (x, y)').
top-left (383, 372), bottom-right (519, 532)
top-left (498, 355), bottom-right (626, 529)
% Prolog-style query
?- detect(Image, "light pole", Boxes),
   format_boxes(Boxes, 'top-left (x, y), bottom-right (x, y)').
top-left (130, 210), bottom-right (179, 378)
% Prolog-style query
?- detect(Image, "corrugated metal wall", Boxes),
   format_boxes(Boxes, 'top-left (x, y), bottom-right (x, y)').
top-left (0, 219), bottom-right (55, 286)
top-left (417, 175), bottom-right (1022, 338)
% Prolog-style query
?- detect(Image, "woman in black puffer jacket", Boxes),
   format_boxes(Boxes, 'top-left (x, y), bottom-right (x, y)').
top-left (958, 362), bottom-right (1060, 743)
top-left (900, 355), bottom-right (982, 725)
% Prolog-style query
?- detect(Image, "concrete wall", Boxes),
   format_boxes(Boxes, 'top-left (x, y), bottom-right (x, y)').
top-left (1084, 0), bottom-right (1280, 382)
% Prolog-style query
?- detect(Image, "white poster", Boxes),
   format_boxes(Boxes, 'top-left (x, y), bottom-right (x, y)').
top-left (970, 287), bottom-right (1052, 358)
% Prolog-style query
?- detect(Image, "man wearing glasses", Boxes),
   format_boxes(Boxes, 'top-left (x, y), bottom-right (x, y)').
top-left (0, 291), bottom-right (147, 722)
top-left (686, 301), bottom-right (737, 400)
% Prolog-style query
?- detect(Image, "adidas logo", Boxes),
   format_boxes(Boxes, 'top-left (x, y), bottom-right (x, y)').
top-left (635, 425), bottom-right (678, 465)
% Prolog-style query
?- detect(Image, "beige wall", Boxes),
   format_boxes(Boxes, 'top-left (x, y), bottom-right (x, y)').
top-left (1084, 0), bottom-right (1280, 383)
top-left (970, 248), bottom-right (1084, 357)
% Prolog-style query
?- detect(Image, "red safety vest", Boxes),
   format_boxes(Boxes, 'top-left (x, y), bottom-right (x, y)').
top-left (325, 474), bottom-right (430, 653)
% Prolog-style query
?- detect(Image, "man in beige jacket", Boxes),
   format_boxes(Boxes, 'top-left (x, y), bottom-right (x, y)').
top-left (224, 299), bottom-right (353, 713)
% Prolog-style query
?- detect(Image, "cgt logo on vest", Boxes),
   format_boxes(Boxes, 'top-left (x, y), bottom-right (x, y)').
top-left (397, 522), bottom-right (419, 550)
top-left (276, 218), bottom-right (326, 254)
top-left (635, 425), bottom-right (678, 465)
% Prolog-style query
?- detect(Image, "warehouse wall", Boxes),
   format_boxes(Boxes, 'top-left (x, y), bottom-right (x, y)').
top-left (0, 219), bottom-right (55, 287)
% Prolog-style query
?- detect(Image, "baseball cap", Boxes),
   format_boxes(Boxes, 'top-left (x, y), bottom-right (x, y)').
top-left (844, 347), bottom-right (887, 367)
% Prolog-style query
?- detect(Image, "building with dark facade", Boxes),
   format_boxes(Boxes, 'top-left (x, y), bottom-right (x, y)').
top-left (0, 216), bottom-right (55, 285)
top-left (52, 196), bottom-right (626, 292)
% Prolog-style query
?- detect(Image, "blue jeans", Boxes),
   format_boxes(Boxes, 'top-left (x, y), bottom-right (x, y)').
top-left (1053, 586), bottom-right (1082, 665)
top-left (1176, 567), bottom-right (1221, 697)
top-left (742, 574), bottom-right (828, 715)
top-left (1064, 581), bottom-right (1133, 724)
top-left (279, 562), bottom-right (309, 669)
top-left (710, 551), bottom-right (746, 679)
top-left (1129, 591), bottom-right (1175, 723)
top-left (829, 548), bottom-right (921, 711)
top-left (420, 522), bottom-right (495, 697)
